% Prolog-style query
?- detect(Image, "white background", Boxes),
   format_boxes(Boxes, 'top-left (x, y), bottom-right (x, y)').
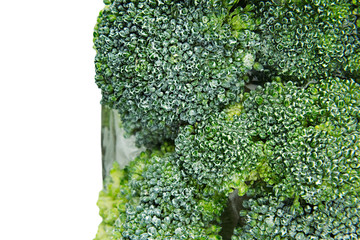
top-left (0, 1), bottom-right (105, 239)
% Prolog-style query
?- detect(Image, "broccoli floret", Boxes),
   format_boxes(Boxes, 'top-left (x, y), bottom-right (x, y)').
top-left (93, 0), bottom-right (257, 147)
top-left (94, 143), bottom-right (173, 240)
top-left (117, 154), bottom-right (226, 239)
top-left (96, 142), bottom-right (228, 239)
top-left (93, 0), bottom-right (360, 239)
top-left (94, 161), bottom-right (129, 240)
top-left (242, 0), bottom-right (360, 81)
top-left (232, 190), bottom-right (360, 240)
top-left (174, 77), bottom-right (360, 238)
top-left (96, 77), bottom-right (359, 239)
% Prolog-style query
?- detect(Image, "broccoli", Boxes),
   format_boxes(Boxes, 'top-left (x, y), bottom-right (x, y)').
top-left (95, 77), bottom-right (359, 239)
top-left (95, 143), bottom-right (227, 239)
top-left (118, 154), bottom-right (226, 239)
top-left (94, 161), bottom-right (129, 240)
top-left (94, 143), bottom-right (173, 240)
top-left (240, 0), bottom-right (360, 81)
top-left (93, 0), bottom-right (258, 147)
top-left (93, 0), bottom-right (360, 239)
top-left (232, 191), bottom-right (360, 239)
top-left (175, 77), bottom-right (360, 239)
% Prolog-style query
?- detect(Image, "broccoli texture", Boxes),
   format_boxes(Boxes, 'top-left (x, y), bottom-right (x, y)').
top-left (232, 190), bottom-right (360, 239)
top-left (96, 143), bottom-right (227, 239)
top-left (95, 161), bottom-right (129, 240)
top-left (118, 154), bottom-right (226, 239)
top-left (94, 0), bottom-right (257, 147)
top-left (176, 77), bottom-right (360, 202)
top-left (244, 0), bottom-right (360, 81)
top-left (93, 0), bottom-right (360, 239)
top-left (95, 78), bottom-right (360, 239)
top-left (174, 77), bottom-right (360, 239)
top-left (95, 143), bottom-right (172, 240)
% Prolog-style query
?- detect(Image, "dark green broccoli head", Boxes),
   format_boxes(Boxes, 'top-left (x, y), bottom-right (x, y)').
top-left (93, 1), bottom-right (360, 238)
top-left (118, 154), bottom-right (226, 239)
top-left (95, 77), bottom-right (359, 239)
top-left (95, 142), bottom-right (227, 239)
top-left (232, 190), bottom-right (360, 239)
top-left (94, 0), bottom-right (256, 147)
top-left (244, 0), bottom-right (360, 81)
top-left (174, 77), bottom-right (359, 238)
top-left (176, 77), bottom-right (359, 203)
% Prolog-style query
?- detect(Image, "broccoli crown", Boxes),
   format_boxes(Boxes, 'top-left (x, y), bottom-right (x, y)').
top-left (174, 77), bottom-right (360, 238)
top-left (95, 143), bottom-right (173, 239)
top-left (245, 0), bottom-right (360, 81)
top-left (94, 0), bottom-right (256, 147)
top-left (118, 154), bottom-right (226, 239)
top-left (95, 77), bottom-right (359, 239)
top-left (232, 188), bottom-right (360, 240)
top-left (96, 142), bottom-right (228, 239)
top-left (176, 77), bottom-right (360, 201)
top-left (93, 0), bottom-right (360, 239)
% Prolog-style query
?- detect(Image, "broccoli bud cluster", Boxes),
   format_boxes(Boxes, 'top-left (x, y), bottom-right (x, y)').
top-left (119, 154), bottom-right (225, 239)
top-left (93, 0), bottom-right (360, 239)
top-left (174, 77), bottom-right (360, 239)
top-left (94, 0), bottom-right (256, 147)
top-left (95, 143), bottom-right (227, 239)
top-left (245, 0), bottom-right (360, 81)
top-left (95, 77), bottom-right (360, 239)
top-left (232, 189), bottom-right (360, 240)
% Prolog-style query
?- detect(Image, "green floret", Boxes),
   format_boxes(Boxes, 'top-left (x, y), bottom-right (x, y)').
top-left (242, 0), bottom-right (360, 81)
top-left (174, 77), bottom-right (360, 238)
top-left (174, 107), bottom-right (276, 196)
top-left (94, 161), bottom-right (129, 240)
top-left (232, 190), bottom-right (360, 239)
top-left (95, 141), bottom-right (228, 239)
top-left (117, 154), bottom-right (226, 239)
top-left (93, 0), bottom-right (257, 147)
top-left (95, 77), bottom-right (359, 239)
top-left (93, 1), bottom-right (360, 238)
top-left (94, 143), bottom-right (173, 240)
